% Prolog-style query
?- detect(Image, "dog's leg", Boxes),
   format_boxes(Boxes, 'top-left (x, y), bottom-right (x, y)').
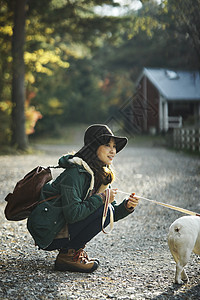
top-left (181, 268), bottom-right (188, 282)
top-left (175, 261), bottom-right (184, 284)
top-left (175, 263), bottom-right (188, 284)
top-left (175, 249), bottom-right (191, 284)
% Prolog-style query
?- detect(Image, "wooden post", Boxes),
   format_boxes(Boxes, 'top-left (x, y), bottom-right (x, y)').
top-left (163, 101), bottom-right (168, 132)
top-left (143, 76), bottom-right (147, 132)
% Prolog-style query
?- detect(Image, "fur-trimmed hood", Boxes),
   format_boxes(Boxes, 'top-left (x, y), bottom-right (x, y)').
top-left (59, 154), bottom-right (108, 194)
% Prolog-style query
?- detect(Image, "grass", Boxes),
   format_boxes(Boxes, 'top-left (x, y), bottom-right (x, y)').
top-left (127, 133), bottom-right (167, 147)
top-left (29, 124), bottom-right (88, 146)
top-left (0, 144), bottom-right (42, 155)
top-left (0, 124), bottom-right (168, 155)
top-left (29, 124), bottom-right (167, 148)
top-left (1, 124), bottom-right (199, 157)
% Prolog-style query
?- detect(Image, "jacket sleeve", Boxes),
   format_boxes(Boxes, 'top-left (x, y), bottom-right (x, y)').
top-left (111, 200), bottom-right (134, 222)
top-left (59, 168), bottom-right (103, 224)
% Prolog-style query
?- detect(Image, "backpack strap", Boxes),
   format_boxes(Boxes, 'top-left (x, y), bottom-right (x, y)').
top-left (37, 194), bottom-right (59, 205)
top-left (48, 165), bottom-right (62, 169)
top-left (37, 165), bottom-right (62, 205)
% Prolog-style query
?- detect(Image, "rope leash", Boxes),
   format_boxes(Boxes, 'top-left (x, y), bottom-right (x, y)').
top-left (102, 189), bottom-right (200, 234)
top-left (117, 190), bottom-right (200, 217)
top-left (102, 189), bottom-right (114, 234)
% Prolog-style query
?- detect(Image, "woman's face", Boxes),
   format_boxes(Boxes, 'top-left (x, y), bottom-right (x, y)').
top-left (97, 138), bottom-right (116, 165)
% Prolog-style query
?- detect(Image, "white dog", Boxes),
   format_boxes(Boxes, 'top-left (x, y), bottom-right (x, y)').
top-left (168, 215), bottom-right (200, 284)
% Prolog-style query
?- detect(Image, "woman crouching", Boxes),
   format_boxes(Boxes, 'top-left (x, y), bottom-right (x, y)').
top-left (27, 124), bottom-right (139, 273)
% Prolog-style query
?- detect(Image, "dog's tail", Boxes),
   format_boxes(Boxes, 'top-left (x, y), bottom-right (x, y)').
top-left (173, 224), bottom-right (181, 233)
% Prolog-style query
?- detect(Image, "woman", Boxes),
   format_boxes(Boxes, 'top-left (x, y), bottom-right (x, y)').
top-left (27, 124), bottom-right (139, 273)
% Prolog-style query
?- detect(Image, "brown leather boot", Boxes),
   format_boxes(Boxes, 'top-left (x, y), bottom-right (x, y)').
top-left (80, 248), bottom-right (100, 264)
top-left (55, 248), bottom-right (99, 273)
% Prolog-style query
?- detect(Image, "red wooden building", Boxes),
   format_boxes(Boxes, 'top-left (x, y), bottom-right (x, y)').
top-left (133, 68), bottom-right (200, 133)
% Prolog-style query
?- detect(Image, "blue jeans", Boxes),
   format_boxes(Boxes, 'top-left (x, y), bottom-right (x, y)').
top-left (45, 205), bottom-right (111, 252)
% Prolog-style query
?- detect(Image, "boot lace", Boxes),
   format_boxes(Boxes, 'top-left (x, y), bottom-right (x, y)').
top-left (73, 249), bottom-right (88, 263)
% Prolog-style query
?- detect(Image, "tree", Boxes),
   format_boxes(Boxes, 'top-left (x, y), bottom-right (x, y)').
top-left (94, 0), bottom-right (199, 81)
top-left (0, 1), bottom-right (13, 145)
top-left (11, 0), bottom-right (27, 149)
top-left (7, 0), bottom-right (125, 149)
top-left (166, 0), bottom-right (200, 65)
top-left (3, 0), bottom-right (199, 148)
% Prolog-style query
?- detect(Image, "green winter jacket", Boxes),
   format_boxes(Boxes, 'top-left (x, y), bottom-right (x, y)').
top-left (27, 155), bottom-right (133, 249)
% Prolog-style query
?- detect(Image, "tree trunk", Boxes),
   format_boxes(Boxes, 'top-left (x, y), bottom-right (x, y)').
top-left (11, 0), bottom-right (27, 150)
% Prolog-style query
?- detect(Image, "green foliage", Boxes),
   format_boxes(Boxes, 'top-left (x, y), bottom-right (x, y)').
top-left (0, 1), bottom-right (13, 145)
top-left (0, 101), bottom-right (12, 145)
top-left (94, 0), bottom-right (199, 81)
top-left (165, 0), bottom-right (200, 63)
top-left (0, 1), bottom-right (13, 103)
top-left (0, 0), bottom-right (199, 148)
top-left (31, 58), bottom-right (107, 135)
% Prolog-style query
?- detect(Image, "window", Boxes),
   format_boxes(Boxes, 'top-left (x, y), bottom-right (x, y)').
top-left (165, 70), bottom-right (179, 80)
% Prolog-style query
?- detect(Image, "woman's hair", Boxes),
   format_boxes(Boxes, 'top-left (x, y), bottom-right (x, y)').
top-left (89, 156), bottom-right (115, 191)
top-left (75, 138), bottom-right (115, 191)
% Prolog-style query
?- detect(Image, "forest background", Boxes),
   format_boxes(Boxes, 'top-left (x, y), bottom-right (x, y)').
top-left (0, 0), bottom-right (199, 151)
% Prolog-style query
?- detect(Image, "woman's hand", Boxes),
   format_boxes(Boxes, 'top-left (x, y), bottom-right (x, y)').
top-left (101, 189), bottom-right (118, 203)
top-left (126, 193), bottom-right (139, 209)
top-left (108, 188), bottom-right (118, 203)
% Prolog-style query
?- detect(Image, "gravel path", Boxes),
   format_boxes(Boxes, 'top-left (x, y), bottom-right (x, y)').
top-left (0, 145), bottom-right (200, 299)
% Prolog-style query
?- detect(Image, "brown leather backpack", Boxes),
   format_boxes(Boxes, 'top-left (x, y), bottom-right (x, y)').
top-left (4, 166), bottom-right (58, 221)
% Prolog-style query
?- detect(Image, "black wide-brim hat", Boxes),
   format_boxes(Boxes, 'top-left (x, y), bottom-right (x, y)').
top-left (75, 124), bottom-right (128, 156)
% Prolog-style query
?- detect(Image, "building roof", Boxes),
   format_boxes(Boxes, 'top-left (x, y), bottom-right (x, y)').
top-left (138, 68), bottom-right (200, 101)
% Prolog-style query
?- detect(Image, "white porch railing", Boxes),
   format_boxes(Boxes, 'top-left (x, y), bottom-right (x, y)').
top-left (168, 116), bottom-right (182, 129)
top-left (173, 127), bottom-right (200, 152)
